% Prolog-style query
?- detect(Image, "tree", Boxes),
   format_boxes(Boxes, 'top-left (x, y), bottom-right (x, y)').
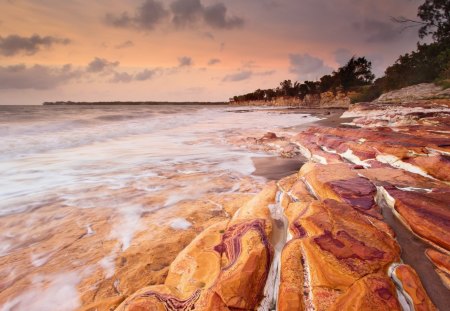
top-left (280, 80), bottom-right (292, 96)
top-left (319, 74), bottom-right (338, 93)
top-left (334, 57), bottom-right (375, 93)
top-left (418, 0), bottom-right (450, 42)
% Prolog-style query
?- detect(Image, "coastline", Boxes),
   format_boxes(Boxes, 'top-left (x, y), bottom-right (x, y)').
top-left (116, 96), bottom-right (449, 310)
top-left (250, 108), bottom-right (347, 181)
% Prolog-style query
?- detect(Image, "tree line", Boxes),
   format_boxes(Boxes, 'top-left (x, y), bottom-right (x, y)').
top-left (232, 0), bottom-right (449, 104)
top-left (232, 56), bottom-right (374, 103)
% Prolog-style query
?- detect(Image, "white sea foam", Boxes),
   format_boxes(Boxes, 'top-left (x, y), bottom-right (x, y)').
top-left (170, 218), bottom-right (193, 230)
top-left (0, 105), bottom-right (320, 309)
top-left (0, 272), bottom-right (82, 311)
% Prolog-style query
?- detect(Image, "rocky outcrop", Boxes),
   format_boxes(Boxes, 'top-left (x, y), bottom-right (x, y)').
top-left (116, 184), bottom-right (277, 311)
top-left (115, 97), bottom-right (448, 310)
top-left (376, 83), bottom-right (450, 103)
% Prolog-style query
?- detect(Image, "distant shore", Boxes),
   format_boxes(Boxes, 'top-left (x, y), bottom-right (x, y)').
top-left (42, 101), bottom-right (228, 106)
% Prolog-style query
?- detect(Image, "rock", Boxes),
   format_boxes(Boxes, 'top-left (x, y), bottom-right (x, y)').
top-left (425, 249), bottom-right (450, 290)
top-left (389, 263), bottom-right (437, 311)
top-left (278, 239), bottom-right (305, 311)
top-left (328, 273), bottom-right (402, 311)
top-left (262, 132), bottom-right (278, 140)
top-left (116, 183), bottom-right (277, 311)
top-left (116, 221), bottom-right (227, 311)
top-left (376, 83), bottom-right (450, 103)
top-left (378, 187), bottom-right (450, 251)
top-left (299, 162), bottom-right (382, 219)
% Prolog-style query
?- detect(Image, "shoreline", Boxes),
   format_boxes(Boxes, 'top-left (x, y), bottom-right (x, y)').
top-left (251, 108), bottom-right (347, 181)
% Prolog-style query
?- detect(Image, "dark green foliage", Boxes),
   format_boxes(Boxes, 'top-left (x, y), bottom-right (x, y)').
top-left (231, 56), bottom-right (374, 103)
top-left (333, 57), bottom-right (375, 94)
top-left (418, 0), bottom-right (450, 42)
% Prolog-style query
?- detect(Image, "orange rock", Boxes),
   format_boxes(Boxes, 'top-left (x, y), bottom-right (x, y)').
top-left (328, 273), bottom-right (401, 311)
top-left (299, 162), bottom-right (382, 219)
top-left (116, 221), bottom-right (227, 311)
top-left (425, 249), bottom-right (450, 289)
top-left (280, 198), bottom-right (400, 309)
top-left (210, 218), bottom-right (274, 310)
top-left (389, 264), bottom-right (437, 311)
top-left (381, 188), bottom-right (450, 251)
top-left (359, 167), bottom-right (449, 190)
top-left (278, 239), bottom-right (305, 311)
top-left (405, 155), bottom-right (450, 182)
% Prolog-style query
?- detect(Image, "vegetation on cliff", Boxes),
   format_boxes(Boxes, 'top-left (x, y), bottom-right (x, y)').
top-left (231, 57), bottom-right (374, 103)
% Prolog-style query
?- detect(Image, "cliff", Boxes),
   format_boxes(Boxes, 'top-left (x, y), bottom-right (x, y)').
top-left (230, 91), bottom-right (352, 108)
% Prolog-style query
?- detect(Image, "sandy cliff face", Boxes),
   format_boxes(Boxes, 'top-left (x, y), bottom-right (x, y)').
top-left (230, 92), bottom-right (351, 108)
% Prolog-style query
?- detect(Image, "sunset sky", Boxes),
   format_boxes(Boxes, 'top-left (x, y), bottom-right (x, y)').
top-left (0, 0), bottom-right (424, 105)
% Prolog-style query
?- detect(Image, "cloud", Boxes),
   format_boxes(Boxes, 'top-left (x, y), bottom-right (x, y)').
top-left (110, 69), bottom-right (157, 83)
top-left (223, 70), bottom-right (252, 82)
top-left (0, 57), bottom-right (157, 89)
top-left (203, 3), bottom-right (244, 29)
top-left (170, 0), bottom-right (203, 28)
top-left (289, 53), bottom-right (333, 81)
top-left (105, 0), bottom-right (169, 30)
top-left (256, 70), bottom-right (276, 76)
top-left (115, 40), bottom-right (134, 49)
top-left (0, 34), bottom-right (70, 57)
top-left (178, 56), bottom-right (192, 67)
top-left (333, 48), bottom-right (353, 66)
top-left (135, 69), bottom-right (156, 81)
top-left (208, 58), bottom-right (221, 65)
top-left (110, 71), bottom-right (133, 83)
top-left (105, 0), bottom-right (243, 31)
top-left (354, 19), bottom-right (400, 43)
top-left (86, 57), bottom-right (119, 73)
top-left (0, 64), bottom-right (82, 89)
top-left (202, 32), bottom-right (215, 40)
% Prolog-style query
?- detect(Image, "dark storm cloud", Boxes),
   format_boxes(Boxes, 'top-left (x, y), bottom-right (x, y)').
top-left (87, 57), bottom-right (119, 73)
top-left (289, 53), bottom-right (333, 80)
top-left (106, 0), bottom-right (243, 31)
top-left (178, 56), bottom-right (193, 67)
top-left (223, 70), bottom-right (252, 82)
top-left (0, 64), bottom-right (82, 89)
top-left (105, 0), bottom-right (169, 30)
top-left (0, 34), bottom-right (70, 57)
top-left (208, 58), bottom-right (221, 65)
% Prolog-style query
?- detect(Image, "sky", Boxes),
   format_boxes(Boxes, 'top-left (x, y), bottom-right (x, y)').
top-left (0, 0), bottom-right (425, 105)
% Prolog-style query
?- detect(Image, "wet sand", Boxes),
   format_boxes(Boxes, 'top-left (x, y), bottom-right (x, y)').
top-left (252, 109), bottom-right (345, 180)
top-left (252, 156), bottom-right (304, 180)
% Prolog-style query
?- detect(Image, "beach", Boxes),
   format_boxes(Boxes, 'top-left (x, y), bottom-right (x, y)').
top-left (0, 104), bottom-right (325, 310)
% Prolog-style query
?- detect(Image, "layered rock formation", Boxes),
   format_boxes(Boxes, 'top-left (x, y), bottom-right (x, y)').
top-left (115, 98), bottom-right (448, 310)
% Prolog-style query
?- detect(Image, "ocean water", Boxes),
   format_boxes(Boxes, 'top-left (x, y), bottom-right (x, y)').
top-left (0, 105), bottom-right (319, 310)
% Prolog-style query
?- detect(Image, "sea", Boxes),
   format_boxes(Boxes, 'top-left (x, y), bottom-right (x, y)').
top-left (0, 104), bottom-right (319, 310)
